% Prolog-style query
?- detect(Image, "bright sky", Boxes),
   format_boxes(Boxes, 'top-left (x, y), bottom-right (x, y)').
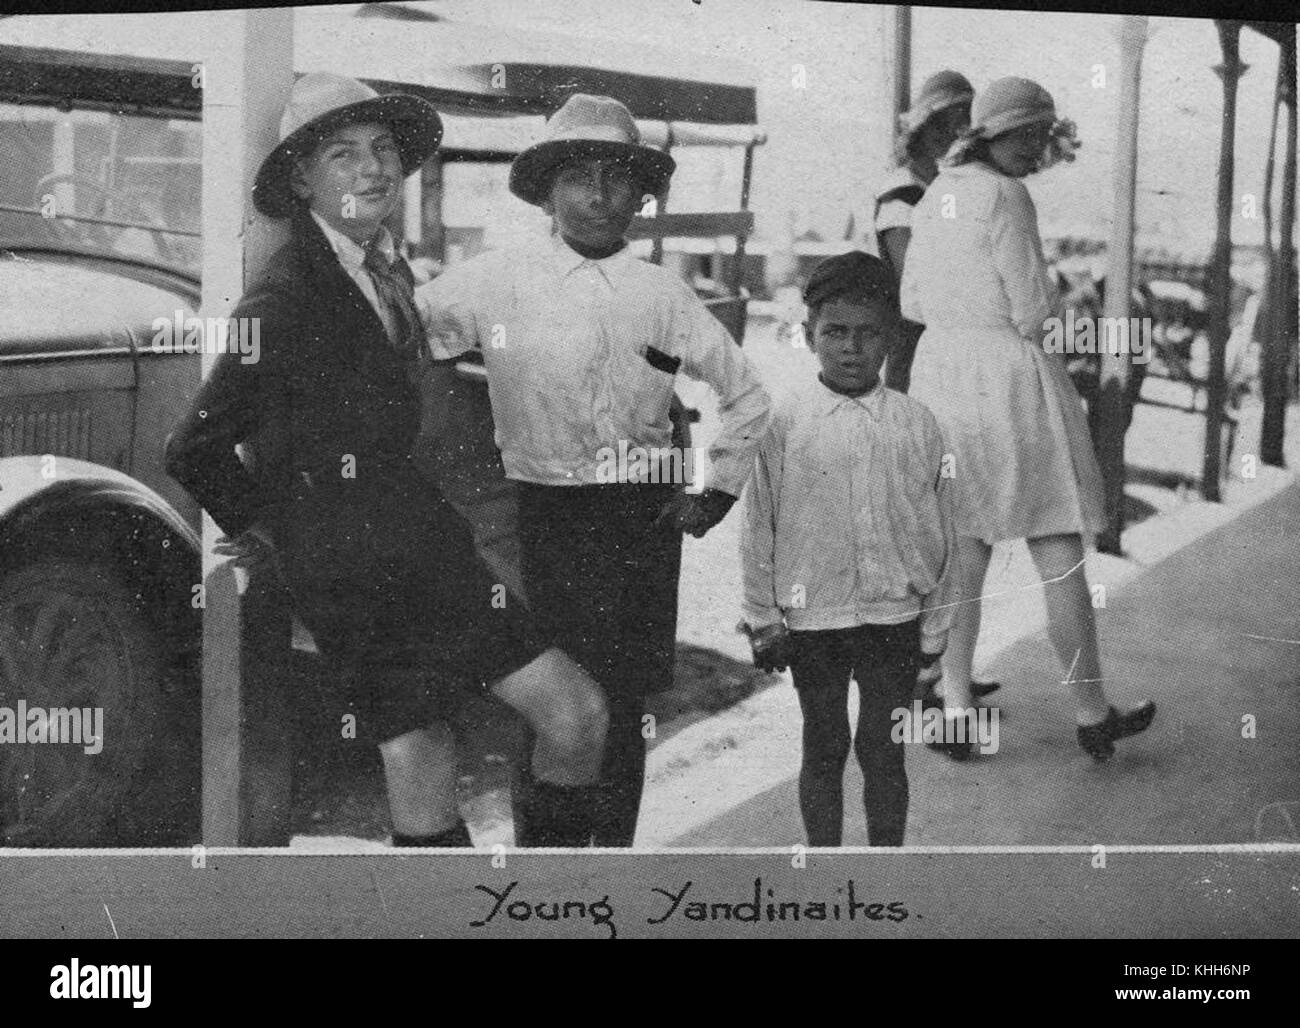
top-left (1, 1), bottom-right (1288, 252)
top-left (445, 0), bottom-right (1286, 250)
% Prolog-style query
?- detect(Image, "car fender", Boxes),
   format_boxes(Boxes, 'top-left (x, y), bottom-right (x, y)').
top-left (0, 454), bottom-right (198, 553)
top-left (0, 455), bottom-right (202, 654)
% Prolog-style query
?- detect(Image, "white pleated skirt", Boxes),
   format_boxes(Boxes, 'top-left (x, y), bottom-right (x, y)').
top-left (908, 324), bottom-right (1106, 544)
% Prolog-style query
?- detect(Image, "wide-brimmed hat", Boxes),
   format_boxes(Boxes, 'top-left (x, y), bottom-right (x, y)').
top-left (253, 72), bottom-right (443, 218)
top-left (898, 70), bottom-right (974, 140)
top-left (509, 93), bottom-right (676, 207)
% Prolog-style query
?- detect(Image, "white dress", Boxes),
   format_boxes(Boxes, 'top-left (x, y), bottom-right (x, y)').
top-left (901, 161), bottom-right (1105, 544)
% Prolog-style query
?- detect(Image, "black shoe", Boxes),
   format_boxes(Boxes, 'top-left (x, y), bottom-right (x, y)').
top-left (927, 709), bottom-right (978, 761)
top-left (1077, 701), bottom-right (1157, 760)
top-left (921, 680), bottom-right (1001, 710)
top-left (391, 822), bottom-right (473, 847)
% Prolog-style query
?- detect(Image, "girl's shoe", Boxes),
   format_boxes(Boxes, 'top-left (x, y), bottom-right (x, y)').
top-left (921, 680), bottom-right (1001, 711)
top-left (928, 709), bottom-right (978, 761)
top-left (1077, 701), bottom-right (1157, 760)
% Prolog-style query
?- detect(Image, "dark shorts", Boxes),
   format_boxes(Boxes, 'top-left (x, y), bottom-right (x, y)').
top-left (517, 481), bottom-right (681, 700)
top-left (275, 473), bottom-right (546, 742)
top-left (787, 620), bottom-right (920, 696)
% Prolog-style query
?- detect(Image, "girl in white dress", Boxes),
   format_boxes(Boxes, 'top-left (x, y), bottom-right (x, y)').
top-left (901, 77), bottom-right (1156, 760)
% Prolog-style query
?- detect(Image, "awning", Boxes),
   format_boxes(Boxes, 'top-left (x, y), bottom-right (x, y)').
top-left (1, 5), bottom-right (759, 127)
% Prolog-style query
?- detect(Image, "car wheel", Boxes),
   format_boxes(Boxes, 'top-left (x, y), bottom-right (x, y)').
top-left (0, 560), bottom-right (181, 846)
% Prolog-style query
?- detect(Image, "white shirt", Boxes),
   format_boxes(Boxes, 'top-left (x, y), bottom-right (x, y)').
top-left (414, 233), bottom-right (771, 495)
top-left (740, 375), bottom-right (957, 646)
top-left (900, 161), bottom-right (1059, 337)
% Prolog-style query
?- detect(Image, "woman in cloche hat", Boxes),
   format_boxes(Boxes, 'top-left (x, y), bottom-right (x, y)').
top-left (167, 73), bottom-right (612, 849)
top-left (417, 92), bottom-right (772, 846)
top-left (900, 76), bottom-right (1156, 761)
top-left (873, 72), bottom-right (1001, 707)
top-left (873, 71), bottom-right (973, 388)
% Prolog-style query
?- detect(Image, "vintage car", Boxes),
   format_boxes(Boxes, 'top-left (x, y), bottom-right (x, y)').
top-left (0, 76), bottom-right (204, 846)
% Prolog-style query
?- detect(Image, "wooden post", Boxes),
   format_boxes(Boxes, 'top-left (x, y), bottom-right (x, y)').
top-left (199, 8), bottom-right (294, 846)
top-left (421, 157), bottom-right (445, 263)
top-left (1202, 21), bottom-right (1247, 501)
top-left (1096, 15), bottom-right (1148, 554)
top-left (891, 6), bottom-right (912, 155)
top-left (1261, 30), bottom-right (1297, 468)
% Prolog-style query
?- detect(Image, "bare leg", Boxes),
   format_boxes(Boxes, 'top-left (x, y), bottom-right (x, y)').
top-left (1026, 533), bottom-right (1110, 724)
top-left (490, 646), bottom-right (608, 785)
top-left (490, 647), bottom-right (609, 846)
top-left (379, 721), bottom-right (461, 836)
top-left (939, 535), bottom-right (993, 713)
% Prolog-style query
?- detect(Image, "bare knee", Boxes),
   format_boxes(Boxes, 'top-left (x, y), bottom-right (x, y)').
top-left (494, 648), bottom-right (608, 754)
top-left (379, 723), bottom-right (456, 774)
top-left (543, 673), bottom-right (608, 754)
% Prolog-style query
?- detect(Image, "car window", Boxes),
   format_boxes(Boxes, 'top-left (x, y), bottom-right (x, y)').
top-left (0, 103), bottom-right (200, 278)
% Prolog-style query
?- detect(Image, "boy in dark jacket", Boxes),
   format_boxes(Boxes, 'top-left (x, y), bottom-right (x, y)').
top-left (166, 74), bottom-right (608, 847)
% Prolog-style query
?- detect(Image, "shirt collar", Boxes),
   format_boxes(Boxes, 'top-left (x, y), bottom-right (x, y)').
top-left (546, 231), bottom-right (635, 287)
top-left (811, 374), bottom-right (887, 420)
top-left (311, 210), bottom-right (396, 272)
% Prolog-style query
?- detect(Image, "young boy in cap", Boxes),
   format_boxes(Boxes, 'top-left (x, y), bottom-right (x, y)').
top-left (166, 73), bottom-right (609, 848)
top-left (417, 93), bottom-right (772, 846)
top-left (740, 251), bottom-right (957, 846)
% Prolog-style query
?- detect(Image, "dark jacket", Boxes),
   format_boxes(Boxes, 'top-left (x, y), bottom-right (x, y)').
top-left (164, 210), bottom-right (427, 554)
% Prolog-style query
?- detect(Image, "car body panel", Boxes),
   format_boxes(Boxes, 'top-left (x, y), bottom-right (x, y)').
top-left (0, 454), bottom-right (198, 556)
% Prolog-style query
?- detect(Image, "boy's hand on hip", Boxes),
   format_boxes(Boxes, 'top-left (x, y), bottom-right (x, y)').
top-left (213, 523), bottom-right (276, 570)
top-left (655, 488), bottom-right (738, 538)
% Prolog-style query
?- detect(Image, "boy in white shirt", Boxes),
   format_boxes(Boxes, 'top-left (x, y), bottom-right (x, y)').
top-left (740, 252), bottom-right (958, 846)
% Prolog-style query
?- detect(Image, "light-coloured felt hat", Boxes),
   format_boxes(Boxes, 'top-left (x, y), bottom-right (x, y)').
top-left (969, 76), bottom-right (1057, 140)
top-left (945, 76), bottom-right (1060, 166)
top-left (509, 93), bottom-right (676, 207)
top-left (253, 72), bottom-right (443, 218)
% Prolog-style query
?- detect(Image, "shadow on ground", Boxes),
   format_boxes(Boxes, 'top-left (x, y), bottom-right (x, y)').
top-left (289, 642), bottom-right (776, 842)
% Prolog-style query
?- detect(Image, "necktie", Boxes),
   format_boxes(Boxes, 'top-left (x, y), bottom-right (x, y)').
top-left (362, 243), bottom-right (425, 362)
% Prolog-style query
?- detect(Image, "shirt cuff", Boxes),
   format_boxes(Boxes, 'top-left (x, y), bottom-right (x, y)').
top-left (741, 603), bottom-right (784, 631)
top-left (427, 331), bottom-right (473, 362)
top-left (706, 459), bottom-right (752, 500)
top-left (875, 200), bottom-right (914, 233)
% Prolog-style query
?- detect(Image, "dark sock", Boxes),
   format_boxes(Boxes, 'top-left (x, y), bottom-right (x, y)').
top-left (590, 699), bottom-right (649, 847)
top-left (509, 761), bottom-right (536, 844)
top-left (391, 821), bottom-right (472, 848)
top-left (515, 780), bottom-right (597, 848)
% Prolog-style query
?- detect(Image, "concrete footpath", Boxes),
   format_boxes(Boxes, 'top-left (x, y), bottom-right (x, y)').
top-left (640, 479), bottom-right (1300, 848)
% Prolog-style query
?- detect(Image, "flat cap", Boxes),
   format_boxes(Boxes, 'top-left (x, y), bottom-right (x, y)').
top-left (802, 250), bottom-right (899, 309)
